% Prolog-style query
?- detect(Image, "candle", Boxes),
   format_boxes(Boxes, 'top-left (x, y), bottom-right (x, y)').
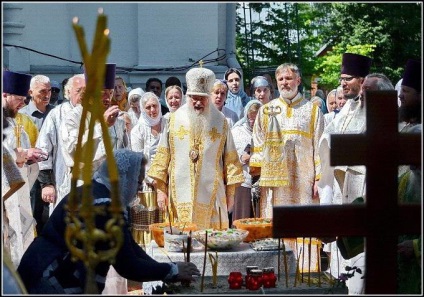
top-left (186, 231), bottom-right (192, 262)
top-left (167, 206), bottom-right (173, 234)
top-left (308, 237), bottom-right (312, 286)
top-left (294, 247), bottom-right (302, 287)
top-left (228, 272), bottom-right (243, 289)
top-left (208, 252), bottom-right (218, 287)
top-left (200, 230), bottom-right (208, 292)
top-left (219, 207), bottom-right (222, 230)
top-left (247, 269), bottom-right (263, 290)
top-left (277, 238), bottom-right (281, 281)
top-left (245, 265), bottom-right (258, 288)
top-left (282, 238), bottom-right (288, 287)
top-left (262, 267), bottom-right (277, 288)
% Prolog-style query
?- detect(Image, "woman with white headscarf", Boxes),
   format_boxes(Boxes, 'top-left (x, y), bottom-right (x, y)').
top-left (17, 149), bottom-right (200, 294)
top-left (130, 92), bottom-right (165, 177)
top-left (230, 99), bottom-right (263, 222)
top-left (127, 87), bottom-right (145, 129)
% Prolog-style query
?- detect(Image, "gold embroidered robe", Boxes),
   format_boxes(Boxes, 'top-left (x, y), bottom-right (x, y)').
top-left (147, 104), bottom-right (244, 229)
top-left (250, 93), bottom-right (324, 214)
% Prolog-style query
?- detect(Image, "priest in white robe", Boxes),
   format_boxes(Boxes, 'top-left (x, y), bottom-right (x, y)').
top-left (35, 74), bottom-right (86, 215)
top-left (2, 70), bottom-right (47, 268)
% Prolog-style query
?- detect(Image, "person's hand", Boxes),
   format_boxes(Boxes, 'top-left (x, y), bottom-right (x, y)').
top-left (104, 105), bottom-right (120, 127)
top-left (174, 262), bottom-right (201, 282)
top-left (26, 147), bottom-right (48, 164)
top-left (14, 147), bottom-right (28, 167)
top-left (42, 185), bottom-right (56, 204)
top-left (240, 152), bottom-right (250, 164)
top-left (157, 189), bottom-right (168, 211)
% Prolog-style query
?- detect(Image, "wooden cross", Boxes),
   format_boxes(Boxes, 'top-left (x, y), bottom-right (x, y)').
top-left (273, 90), bottom-right (421, 294)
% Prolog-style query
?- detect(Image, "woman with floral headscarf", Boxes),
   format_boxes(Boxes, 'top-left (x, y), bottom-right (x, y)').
top-left (17, 149), bottom-right (200, 294)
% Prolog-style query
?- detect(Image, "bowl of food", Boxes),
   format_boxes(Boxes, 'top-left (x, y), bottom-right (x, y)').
top-left (232, 218), bottom-right (272, 242)
top-left (149, 222), bottom-right (197, 247)
top-left (193, 229), bottom-right (249, 250)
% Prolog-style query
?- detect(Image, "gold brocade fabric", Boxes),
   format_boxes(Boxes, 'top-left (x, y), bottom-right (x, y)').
top-left (147, 104), bottom-right (244, 230)
top-left (251, 94), bottom-right (324, 209)
top-left (16, 113), bottom-right (39, 148)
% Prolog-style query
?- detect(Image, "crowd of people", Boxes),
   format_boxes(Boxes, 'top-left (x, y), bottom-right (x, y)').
top-left (2, 52), bottom-right (421, 294)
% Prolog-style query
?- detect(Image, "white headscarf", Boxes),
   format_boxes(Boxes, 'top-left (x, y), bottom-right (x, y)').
top-left (138, 92), bottom-right (162, 126)
top-left (93, 149), bottom-right (145, 207)
top-left (232, 99), bottom-right (262, 130)
top-left (128, 87), bottom-right (145, 101)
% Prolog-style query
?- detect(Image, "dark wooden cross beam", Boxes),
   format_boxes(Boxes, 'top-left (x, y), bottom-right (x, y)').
top-left (273, 90), bottom-right (421, 294)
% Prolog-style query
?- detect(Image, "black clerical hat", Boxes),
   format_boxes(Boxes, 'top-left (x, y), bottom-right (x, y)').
top-left (3, 71), bottom-right (32, 97)
top-left (83, 63), bottom-right (116, 89)
top-left (402, 59), bottom-right (421, 92)
top-left (104, 63), bottom-right (116, 89)
top-left (341, 53), bottom-right (372, 77)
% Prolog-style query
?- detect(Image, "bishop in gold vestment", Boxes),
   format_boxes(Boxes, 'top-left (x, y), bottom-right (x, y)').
top-left (148, 67), bottom-right (244, 230)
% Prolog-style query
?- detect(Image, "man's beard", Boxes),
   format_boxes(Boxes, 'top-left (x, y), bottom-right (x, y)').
top-left (188, 104), bottom-right (210, 140)
top-left (399, 103), bottom-right (421, 123)
top-left (3, 106), bottom-right (17, 118)
top-left (279, 88), bottom-right (297, 100)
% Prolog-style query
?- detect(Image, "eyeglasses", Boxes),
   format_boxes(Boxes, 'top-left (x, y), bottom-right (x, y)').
top-left (51, 88), bottom-right (60, 94)
top-left (339, 76), bottom-right (357, 83)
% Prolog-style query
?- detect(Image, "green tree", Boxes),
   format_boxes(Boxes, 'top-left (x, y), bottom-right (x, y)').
top-left (236, 2), bottom-right (421, 91)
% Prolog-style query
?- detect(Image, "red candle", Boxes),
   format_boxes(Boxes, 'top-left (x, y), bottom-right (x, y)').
top-left (228, 272), bottom-right (243, 289)
top-left (262, 267), bottom-right (277, 288)
top-left (247, 269), bottom-right (263, 290)
top-left (245, 265), bottom-right (258, 288)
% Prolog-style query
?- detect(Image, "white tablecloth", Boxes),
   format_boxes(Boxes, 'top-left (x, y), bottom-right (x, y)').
top-left (148, 241), bottom-right (296, 276)
top-left (142, 241), bottom-right (296, 294)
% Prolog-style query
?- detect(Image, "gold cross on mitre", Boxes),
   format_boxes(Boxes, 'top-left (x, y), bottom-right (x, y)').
top-left (199, 60), bottom-right (204, 68)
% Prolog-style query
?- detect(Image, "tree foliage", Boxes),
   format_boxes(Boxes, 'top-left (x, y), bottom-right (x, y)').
top-left (236, 2), bottom-right (421, 92)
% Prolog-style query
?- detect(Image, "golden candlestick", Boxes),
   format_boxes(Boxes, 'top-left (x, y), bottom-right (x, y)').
top-left (64, 9), bottom-right (123, 294)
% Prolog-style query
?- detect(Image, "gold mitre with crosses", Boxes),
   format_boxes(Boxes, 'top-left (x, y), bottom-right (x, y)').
top-left (185, 66), bottom-right (215, 97)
